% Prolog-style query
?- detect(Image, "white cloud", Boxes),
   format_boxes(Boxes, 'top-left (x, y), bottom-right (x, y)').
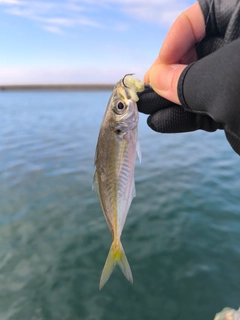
top-left (39, 16), bottom-right (102, 32)
top-left (102, 0), bottom-right (189, 26)
top-left (1, 0), bottom-right (102, 34)
top-left (0, 0), bottom-right (20, 3)
top-left (78, 0), bottom-right (190, 25)
top-left (0, 0), bottom-right (192, 35)
top-left (124, 4), bottom-right (186, 26)
top-left (42, 25), bottom-right (64, 35)
top-left (42, 17), bottom-right (75, 27)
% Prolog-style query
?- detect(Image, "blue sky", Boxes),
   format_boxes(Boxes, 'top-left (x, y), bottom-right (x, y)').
top-left (0, 0), bottom-right (195, 84)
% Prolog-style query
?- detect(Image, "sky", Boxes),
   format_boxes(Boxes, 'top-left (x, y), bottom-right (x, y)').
top-left (0, 0), bottom-right (195, 84)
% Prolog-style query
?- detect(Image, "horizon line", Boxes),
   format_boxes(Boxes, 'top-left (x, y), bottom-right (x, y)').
top-left (0, 84), bottom-right (115, 91)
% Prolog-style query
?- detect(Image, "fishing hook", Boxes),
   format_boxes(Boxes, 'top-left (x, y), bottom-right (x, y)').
top-left (122, 73), bottom-right (134, 88)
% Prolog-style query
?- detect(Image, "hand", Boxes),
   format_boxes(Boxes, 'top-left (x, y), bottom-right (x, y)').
top-left (138, 0), bottom-right (240, 156)
top-left (137, 86), bottom-right (223, 134)
top-left (144, 2), bottom-right (205, 105)
top-left (138, 1), bottom-right (220, 133)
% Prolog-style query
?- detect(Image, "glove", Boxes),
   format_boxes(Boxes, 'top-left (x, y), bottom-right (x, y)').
top-left (137, 34), bottom-right (226, 133)
top-left (137, 85), bottom-right (223, 134)
top-left (137, 37), bottom-right (226, 136)
top-left (137, 0), bottom-right (240, 157)
top-left (137, 84), bottom-right (240, 156)
top-left (137, 38), bottom-right (240, 157)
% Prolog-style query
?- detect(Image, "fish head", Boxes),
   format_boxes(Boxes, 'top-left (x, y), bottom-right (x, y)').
top-left (109, 75), bottom-right (144, 136)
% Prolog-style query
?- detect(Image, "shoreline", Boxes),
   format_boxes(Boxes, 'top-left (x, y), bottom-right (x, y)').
top-left (0, 84), bottom-right (114, 91)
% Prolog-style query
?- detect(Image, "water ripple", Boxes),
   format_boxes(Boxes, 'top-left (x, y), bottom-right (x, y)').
top-left (0, 91), bottom-right (240, 320)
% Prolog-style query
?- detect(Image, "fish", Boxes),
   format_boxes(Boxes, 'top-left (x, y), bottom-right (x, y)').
top-left (93, 74), bottom-right (144, 290)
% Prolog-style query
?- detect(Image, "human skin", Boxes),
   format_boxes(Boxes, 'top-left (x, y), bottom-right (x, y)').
top-left (144, 2), bottom-right (206, 105)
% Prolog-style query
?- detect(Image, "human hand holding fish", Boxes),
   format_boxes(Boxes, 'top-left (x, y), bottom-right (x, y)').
top-left (137, 0), bottom-right (240, 156)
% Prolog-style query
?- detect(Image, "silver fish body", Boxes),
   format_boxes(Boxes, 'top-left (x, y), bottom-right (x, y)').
top-left (93, 75), bottom-right (144, 289)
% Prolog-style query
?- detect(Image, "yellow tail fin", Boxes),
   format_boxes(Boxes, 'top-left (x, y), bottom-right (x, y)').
top-left (99, 241), bottom-right (133, 290)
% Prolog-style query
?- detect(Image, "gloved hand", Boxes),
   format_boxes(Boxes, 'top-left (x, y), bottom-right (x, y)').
top-left (137, 83), bottom-right (240, 156)
top-left (137, 0), bottom-right (240, 156)
top-left (137, 84), bottom-right (224, 134)
top-left (138, 35), bottom-right (225, 133)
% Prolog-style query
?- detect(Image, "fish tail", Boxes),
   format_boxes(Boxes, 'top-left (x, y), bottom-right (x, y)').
top-left (99, 241), bottom-right (133, 290)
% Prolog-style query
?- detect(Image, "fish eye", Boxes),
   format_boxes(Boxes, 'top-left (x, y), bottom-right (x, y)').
top-left (117, 101), bottom-right (125, 110)
top-left (114, 100), bottom-right (127, 115)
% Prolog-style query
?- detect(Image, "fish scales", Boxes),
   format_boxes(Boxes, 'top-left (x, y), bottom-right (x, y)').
top-left (93, 74), bottom-right (144, 289)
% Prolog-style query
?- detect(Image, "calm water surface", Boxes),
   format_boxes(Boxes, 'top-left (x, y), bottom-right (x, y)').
top-left (0, 91), bottom-right (240, 320)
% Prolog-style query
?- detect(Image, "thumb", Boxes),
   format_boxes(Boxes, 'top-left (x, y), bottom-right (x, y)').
top-left (149, 64), bottom-right (187, 105)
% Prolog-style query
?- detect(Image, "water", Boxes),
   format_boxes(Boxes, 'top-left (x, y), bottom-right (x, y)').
top-left (0, 90), bottom-right (240, 320)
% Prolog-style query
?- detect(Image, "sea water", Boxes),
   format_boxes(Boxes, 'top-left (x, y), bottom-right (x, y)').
top-left (0, 90), bottom-right (240, 320)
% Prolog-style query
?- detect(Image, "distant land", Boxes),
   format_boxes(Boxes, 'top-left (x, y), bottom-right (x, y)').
top-left (0, 84), bottom-right (114, 91)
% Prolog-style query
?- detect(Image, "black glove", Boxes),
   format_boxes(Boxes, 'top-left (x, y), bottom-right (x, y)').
top-left (137, 85), bottom-right (223, 134)
top-left (137, 0), bottom-right (240, 156)
top-left (137, 39), bottom-right (240, 156)
top-left (137, 35), bottom-right (225, 133)
top-left (138, 83), bottom-right (240, 156)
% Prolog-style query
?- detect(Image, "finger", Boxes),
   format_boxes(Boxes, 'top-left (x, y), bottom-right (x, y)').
top-left (137, 86), bottom-right (175, 114)
top-left (144, 49), bottom-right (194, 84)
top-left (147, 106), bottom-right (220, 133)
top-left (144, 57), bottom-right (160, 84)
top-left (149, 63), bottom-right (187, 105)
top-left (147, 105), bottom-right (199, 133)
top-left (160, 1), bottom-right (205, 64)
top-left (144, 2), bottom-right (205, 83)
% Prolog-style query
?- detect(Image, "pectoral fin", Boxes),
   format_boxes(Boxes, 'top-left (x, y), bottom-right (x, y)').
top-left (119, 177), bottom-right (135, 233)
top-left (92, 171), bottom-right (98, 193)
top-left (136, 140), bottom-right (141, 163)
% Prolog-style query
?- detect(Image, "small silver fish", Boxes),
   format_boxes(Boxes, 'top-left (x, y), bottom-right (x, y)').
top-left (93, 74), bottom-right (144, 290)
